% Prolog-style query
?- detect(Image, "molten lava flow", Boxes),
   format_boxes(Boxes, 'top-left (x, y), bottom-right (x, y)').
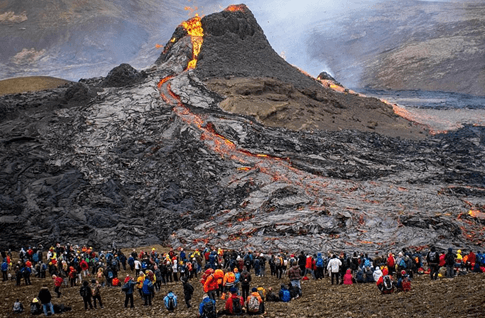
top-left (469, 209), bottom-right (485, 219)
top-left (225, 5), bottom-right (246, 12)
top-left (181, 14), bottom-right (204, 70)
top-left (155, 44), bottom-right (163, 49)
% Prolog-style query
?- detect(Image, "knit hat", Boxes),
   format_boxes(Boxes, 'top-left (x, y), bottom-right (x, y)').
top-left (229, 287), bottom-right (237, 294)
top-left (252, 287), bottom-right (257, 292)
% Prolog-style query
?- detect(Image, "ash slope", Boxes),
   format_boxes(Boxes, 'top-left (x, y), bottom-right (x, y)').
top-left (1, 6), bottom-right (484, 252)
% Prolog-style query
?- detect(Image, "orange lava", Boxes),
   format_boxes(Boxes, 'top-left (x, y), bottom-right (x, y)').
top-left (225, 5), bottom-right (246, 12)
top-left (181, 15), bottom-right (204, 70)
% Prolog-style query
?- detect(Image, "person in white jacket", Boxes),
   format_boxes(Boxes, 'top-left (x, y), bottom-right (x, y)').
top-left (327, 255), bottom-right (342, 285)
top-left (373, 267), bottom-right (383, 283)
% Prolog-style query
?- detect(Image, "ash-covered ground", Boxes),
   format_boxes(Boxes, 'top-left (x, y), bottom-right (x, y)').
top-left (0, 5), bottom-right (484, 253)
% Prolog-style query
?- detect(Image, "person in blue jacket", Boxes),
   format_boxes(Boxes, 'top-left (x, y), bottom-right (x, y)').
top-left (163, 290), bottom-right (178, 311)
top-left (198, 294), bottom-right (216, 317)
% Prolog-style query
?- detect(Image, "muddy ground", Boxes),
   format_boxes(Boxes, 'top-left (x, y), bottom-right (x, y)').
top-left (2, 247), bottom-right (485, 318)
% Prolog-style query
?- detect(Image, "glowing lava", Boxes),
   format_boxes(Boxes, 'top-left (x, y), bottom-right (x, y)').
top-left (182, 14), bottom-right (204, 70)
top-left (225, 5), bottom-right (247, 12)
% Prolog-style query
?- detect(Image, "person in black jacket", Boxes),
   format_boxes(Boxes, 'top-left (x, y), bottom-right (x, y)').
top-left (240, 269), bottom-right (252, 301)
top-left (38, 285), bottom-right (55, 316)
top-left (181, 276), bottom-right (194, 308)
top-left (445, 248), bottom-right (456, 278)
top-left (80, 280), bottom-right (93, 310)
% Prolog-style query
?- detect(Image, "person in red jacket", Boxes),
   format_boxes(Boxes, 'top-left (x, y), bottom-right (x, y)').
top-left (52, 274), bottom-right (64, 298)
top-left (387, 252), bottom-right (395, 275)
top-left (222, 287), bottom-right (245, 315)
top-left (80, 259), bottom-right (89, 277)
top-left (343, 269), bottom-right (354, 285)
top-left (467, 251), bottom-right (476, 271)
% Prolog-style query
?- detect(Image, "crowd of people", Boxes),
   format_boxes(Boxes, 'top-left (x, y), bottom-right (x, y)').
top-left (2, 243), bottom-right (485, 316)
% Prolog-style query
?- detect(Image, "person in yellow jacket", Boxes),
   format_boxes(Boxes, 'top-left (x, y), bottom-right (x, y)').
top-left (456, 250), bottom-right (463, 270)
top-left (137, 272), bottom-right (145, 299)
top-left (221, 269), bottom-right (236, 299)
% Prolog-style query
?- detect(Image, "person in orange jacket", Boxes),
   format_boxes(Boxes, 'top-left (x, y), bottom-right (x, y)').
top-left (246, 287), bottom-right (264, 315)
top-left (221, 269), bottom-right (236, 299)
top-left (203, 272), bottom-right (220, 301)
top-left (214, 269), bottom-right (224, 298)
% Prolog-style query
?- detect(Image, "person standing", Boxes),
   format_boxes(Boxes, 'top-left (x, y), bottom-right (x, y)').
top-left (182, 276), bottom-right (194, 308)
top-left (38, 285), bottom-right (55, 316)
top-left (327, 255), bottom-right (342, 285)
top-left (122, 276), bottom-right (136, 308)
top-left (142, 276), bottom-right (154, 306)
top-left (288, 261), bottom-right (302, 297)
top-left (52, 275), bottom-right (63, 298)
top-left (445, 248), bottom-right (456, 278)
top-left (80, 280), bottom-right (93, 310)
top-left (91, 279), bottom-right (103, 309)
top-left (426, 247), bottom-right (439, 280)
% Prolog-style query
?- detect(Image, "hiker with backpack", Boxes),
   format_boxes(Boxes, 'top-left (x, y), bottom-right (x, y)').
top-left (222, 287), bottom-right (245, 315)
top-left (315, 253), bottom-right (324, 279)
top-left (274, 254), bottom-right (284, 279)
top-left (182, 276), bottom-right (194, 308)
top-left (246, 287), bottom-right (264, 315)
top-left (12, 299), bottom-right (24, 314)
top-left (91, 279), bottom-right (103, 309)
top-left (288, 260), bottom-right (302, 297)
top-left (198, 294), bottom-right (217, 318)
top-left (52, 274), bottom-right (63, 298)
top-left (426, 246), bottom-right (440, 280)
top-left (142, 276), bottom-right (154, 306)
top-left (80, 280), bottom-right (94, 310)
top-left (445, 248), bottom-right (456, 278)
top-left (121, 276), bottom-right (136, 308)
top-left (240, 268), bottom-right (252, 301)
top-left (163, 290), bottom-right (178, 312)
top-left (376, 268), bottom-right (395, 294)
top-left (278, 284), bottom-right (291, 302)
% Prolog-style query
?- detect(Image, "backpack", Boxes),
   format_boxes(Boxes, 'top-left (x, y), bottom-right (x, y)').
top-left (445, 253), bottom-right (455, 265)
top-left (41, 263), bottom-right (47, 271)
top-left (201, 299), bottom-right (216, 318)
top-left (13, 301), bottom-right (23, 313)
top-left (316, 257), bottom-right (324, 267)
top-left (80, 286), bottom-right (89, 298)
top-left (166, 295), bottom-right (176, 310)
top-left (281, 289), bottom-right (291, 302)
top-left (1, 262), bottom-right (7, 271)
top-left (121, 283), bottom-right (129, 292)
top-left (399, 258), bottom-right (407, 269)
top-left (364, 259), bottom-right (371, 268)
top-left (247, 295), bottom-right (260, 313)
top-left (275, 257), bottom-right (282, 267)
top-left (232, 297), bottom-right (243, 315)
top-left (428, 251), bottom-right (438, 263)
top-left (107, 271), bottom-right (114, 279)
top-left (257, 287), bottom-right (266, 299)
top-left (383, 275), bottom-right (393, 291)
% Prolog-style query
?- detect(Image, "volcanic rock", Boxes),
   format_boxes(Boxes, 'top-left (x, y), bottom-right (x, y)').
top-left (100, 63), bottom-right (147, 88)
top-left (0, 5), bottom-right (484, 254)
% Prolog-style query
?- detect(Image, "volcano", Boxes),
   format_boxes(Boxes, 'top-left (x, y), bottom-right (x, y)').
top-left (1, 5), bottom-right (484, 253)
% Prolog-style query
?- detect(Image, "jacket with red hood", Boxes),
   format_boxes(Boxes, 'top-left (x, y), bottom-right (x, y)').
top-left (343, 269), bottom-right (353, 285)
